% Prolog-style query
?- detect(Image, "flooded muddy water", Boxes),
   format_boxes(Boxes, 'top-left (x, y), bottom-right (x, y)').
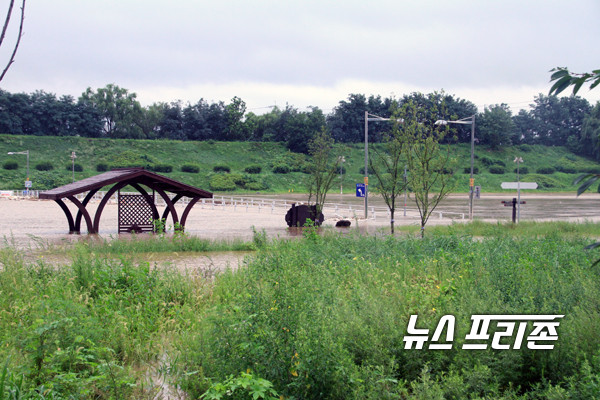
top-left (2, 192), bottom-right (600, 251)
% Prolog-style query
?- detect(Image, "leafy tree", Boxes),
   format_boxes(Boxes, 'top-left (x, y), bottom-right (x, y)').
top-left (79, 84), bottom-right (144, 138)
top-left (0, 0), bottom-right (26, 82)
top-left (555, 67), bottom-right (600, 264)
top-left (512, 109), bottom-right (536, 144)
top-left (284, 106), bottom-right (325, 153)
top-left (223, 96), bottom-right (247, 141)
top-left (306, 128), bottom-right (342, 215)
top-left (401, 91), bottom-right (475, 144)
top-left (549, 67), bottom-right (600, 96)
top-left (327, 94), bottom-right (391, 143)
top-left (476, 104), bottom-right (515, 150)
top-left (368, 108), bottom-right (407, 234)
top-left (137, 103), bottom-right (165, 139)
top-left (400, 95), bottom-right (457, 236)
top-left (158, 101), bottom-right (185, 140)
top-left (580, 103), bottom-right (600, 160)
top-left (528, 94), bottom-right (590, 148)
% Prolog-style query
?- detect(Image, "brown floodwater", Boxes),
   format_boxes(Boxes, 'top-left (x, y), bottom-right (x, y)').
top-left (1, 192), bottom-right (600, 251)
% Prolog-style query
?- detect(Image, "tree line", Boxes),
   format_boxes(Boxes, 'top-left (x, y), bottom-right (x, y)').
top-left (1, 84), bottom-right (599, 158)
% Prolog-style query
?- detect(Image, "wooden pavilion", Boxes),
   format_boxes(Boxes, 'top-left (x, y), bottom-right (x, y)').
top-left (39, 168), bottom-right (212, 234)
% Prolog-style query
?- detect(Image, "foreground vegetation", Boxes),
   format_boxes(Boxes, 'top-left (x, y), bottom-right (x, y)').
top-left (1, 224), bottom-right (600, 398)
top-left (2, 134), bottom-right (600, 193)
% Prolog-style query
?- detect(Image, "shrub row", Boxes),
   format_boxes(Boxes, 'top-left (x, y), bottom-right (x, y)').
top-left (209, 172), bottom-right (268, 191)
top-left (2, 161), bottom-right (18, 170)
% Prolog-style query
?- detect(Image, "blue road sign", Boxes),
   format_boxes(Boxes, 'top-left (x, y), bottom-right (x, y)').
top-left (356, 183), bottom-right (365, 197)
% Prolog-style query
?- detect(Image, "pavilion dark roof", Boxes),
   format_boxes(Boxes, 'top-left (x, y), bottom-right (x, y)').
top-left (39, 168), bottom-right (212, 200)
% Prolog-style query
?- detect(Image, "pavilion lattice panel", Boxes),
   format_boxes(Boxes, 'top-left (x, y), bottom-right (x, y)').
top-left (118, 193), bottom-right (155, 233)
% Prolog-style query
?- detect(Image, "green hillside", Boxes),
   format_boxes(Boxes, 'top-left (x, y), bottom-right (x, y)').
top-left (1, 134), bottom-right (599, 193)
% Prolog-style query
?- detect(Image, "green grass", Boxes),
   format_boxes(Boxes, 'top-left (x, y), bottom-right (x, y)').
top-left (0, 244), bottom-right (205, 398)
top-left (396, 219), bottom-right (600, 238)
top-left (2, 229), bottom-right (600, 398)
top-left (1, 134), bottom-right (599, 193)
top-left (175, 232), bottom-right (600, 399)
top-left (83, 233), bottom-right (258, 254)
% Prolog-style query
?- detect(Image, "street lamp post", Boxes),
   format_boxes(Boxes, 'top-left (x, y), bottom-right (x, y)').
top-left (364, 111), bottom-right (404, 219)
top-left (71, 151), bottom-right (77, 183)
top-left (435, 115), bottom-right (476, 219)
top-left (7, 150), bottom-right (29, 195)
top-left (338, 156), bottom-right (345, 195)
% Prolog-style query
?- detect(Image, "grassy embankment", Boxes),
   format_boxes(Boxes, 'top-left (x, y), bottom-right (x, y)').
top-left (1, 134), bottom-right (600, 193)
top-left (1, 223), bottom-right (600, 398)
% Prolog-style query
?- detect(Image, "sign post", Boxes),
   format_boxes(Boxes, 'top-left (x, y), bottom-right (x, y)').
top-left (501, 182), bottom-right (537, 223)
top-left (356, 183), bottom-right (366, 198)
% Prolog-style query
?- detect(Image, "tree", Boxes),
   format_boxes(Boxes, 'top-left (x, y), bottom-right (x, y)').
top-left (0, 0), bottom-right (25, 82)
top-left (306, 128), bottom-right (342, 215)
top-left (554, 66), bottom-right (600, 264)
top-left (476, 104), bottom-right (515, 150)
top-left (401, 95), bottom-right (457, 236)
top-left (79, 84), bottom-right (144, 138)
top-left (327, 94), bottom-right (391, 143)
top-left (369, 111), bottom-right (407, 234)
top-left (580, 103), bottom-right (600, 160)
top-left (512, 109), bottom-right (536, 144)
top-left (526, 94), bottom-right (590, 148)
top-left (549, 67), bottom-right (600, 96)
top-left (137, 103), bottom-right (165, 139)
top-left (224, 96), bottom-right (247, 141)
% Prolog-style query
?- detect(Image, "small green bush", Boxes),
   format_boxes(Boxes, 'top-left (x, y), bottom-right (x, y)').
top-left (523, 174), bottom-right (562, 189)
top-left (244, 165), bottom-right (262, 174)
top-left (245, 181), bottom-right (268, 191)
top-left (464, 166), bottom-right (479, 174)
top-left (149, 164), bottom-right (173, 173)
top-left (181, 164), bottom-right (200, 173)
top-left (489, 166), bottom-right (505, 174)
top-left (519, 144), bottom-right (533, 152)
top-left (213, 165), bottom-right (231, 173)
top-left (555, 165), bottom-right (576, 173)
top-left (229, 173), bottom-right (247, 187)
top-left (493, 160), bottom-right (506, 167)
top-left (582, 166), bottom-right (600, 174)
top-left (35, 161), bottom-right (54, 171)
top-left (2, 161), bottom-right (18, 170)
top-left (209, 174), bottom-right (236, 191)
top-left (272, 164), bottom-right (290, 174)
top-left (514, 166), bottom-right (529, 174)
top-left (536, 166), bottom-right (555, 174)
top-left (359, 167), bottom-right (368, 175)
top-left (480, 156), bottom-right (494, 166)
top-left (65, 163), bottom-right (83, 172)
top-left (96, 163), bottom-right (108, 172)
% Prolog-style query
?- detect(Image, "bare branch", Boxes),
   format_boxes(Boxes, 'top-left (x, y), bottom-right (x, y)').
top-left (0, 0), bottom-right (25, 82)
top-left (0, 0), bottom-right (15, 49)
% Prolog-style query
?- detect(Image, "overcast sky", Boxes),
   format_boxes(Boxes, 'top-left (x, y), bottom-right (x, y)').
top-left (1, 0), bottom-right (599, 114)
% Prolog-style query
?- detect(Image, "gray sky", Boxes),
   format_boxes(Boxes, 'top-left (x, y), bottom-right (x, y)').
top-left (1, 0), bottom-right (599, 114)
